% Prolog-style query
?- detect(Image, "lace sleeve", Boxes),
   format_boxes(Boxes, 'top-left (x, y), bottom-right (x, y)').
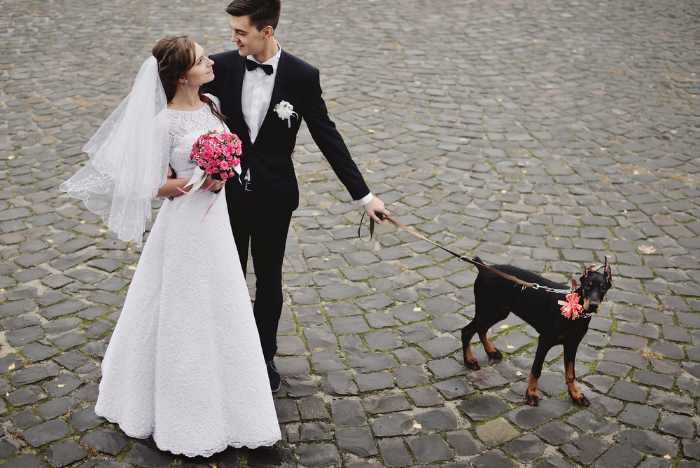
top-left (156, 112), bottom-right (174, 184)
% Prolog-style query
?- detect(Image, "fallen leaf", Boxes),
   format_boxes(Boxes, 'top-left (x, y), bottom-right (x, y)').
top-left (638, 245), bottom-right (656, 254)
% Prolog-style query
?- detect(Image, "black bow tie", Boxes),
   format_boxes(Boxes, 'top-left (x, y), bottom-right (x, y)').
top-left (245, 59), bottom-right (274, 75)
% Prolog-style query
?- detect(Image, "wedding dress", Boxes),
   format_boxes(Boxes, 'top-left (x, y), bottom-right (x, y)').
top-left (92, 100), bottom-right (281, 457)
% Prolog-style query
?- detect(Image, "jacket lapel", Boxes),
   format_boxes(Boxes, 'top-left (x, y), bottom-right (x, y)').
top-left (253, 50), bottom-right (288, 147)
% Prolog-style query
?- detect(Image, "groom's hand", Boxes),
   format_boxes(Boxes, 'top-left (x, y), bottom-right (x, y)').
top-left (365, 197), bottom-right (389, 223)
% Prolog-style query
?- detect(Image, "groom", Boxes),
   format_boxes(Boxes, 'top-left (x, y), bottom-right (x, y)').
top-left (204, 0), bottom-right (388, 392)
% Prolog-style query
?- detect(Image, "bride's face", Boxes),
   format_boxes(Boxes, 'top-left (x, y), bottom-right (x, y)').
top-left (183, 43), bottom-right (214, 86)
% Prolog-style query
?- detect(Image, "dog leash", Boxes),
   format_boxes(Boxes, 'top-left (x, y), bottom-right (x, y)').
top-left (358, 212), bottom-right (571, 295)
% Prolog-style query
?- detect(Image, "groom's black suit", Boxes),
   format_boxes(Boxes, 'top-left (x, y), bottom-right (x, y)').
top-left (204, 49), bottom-right (370, 361)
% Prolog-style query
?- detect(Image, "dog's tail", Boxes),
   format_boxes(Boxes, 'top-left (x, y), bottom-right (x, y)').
top-left (472, 256), bottom-right (487, 271)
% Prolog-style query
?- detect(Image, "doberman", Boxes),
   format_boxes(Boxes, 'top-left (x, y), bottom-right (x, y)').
top-left (461, 257), bottom-right (613, 407)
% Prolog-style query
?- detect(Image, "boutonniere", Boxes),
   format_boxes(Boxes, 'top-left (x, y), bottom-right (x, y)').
top-left (274, 100), bottom-right (297, 128)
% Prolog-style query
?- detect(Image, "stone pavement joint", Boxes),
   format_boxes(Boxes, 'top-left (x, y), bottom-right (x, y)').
top-left (0, 0), bottom-right (699, 466)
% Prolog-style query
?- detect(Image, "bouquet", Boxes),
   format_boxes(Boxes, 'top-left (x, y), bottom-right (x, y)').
top-left (189, 130), bottom-right (242, 184)
top-left (181, 131), bottom-right (243, 218)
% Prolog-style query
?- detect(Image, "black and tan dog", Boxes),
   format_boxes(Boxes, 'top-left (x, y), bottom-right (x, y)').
top-left (461, 258), bottom-right (613, 406)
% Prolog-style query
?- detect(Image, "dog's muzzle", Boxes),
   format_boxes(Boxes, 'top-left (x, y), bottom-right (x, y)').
top-left (583, 296), bottom-right (601, 312)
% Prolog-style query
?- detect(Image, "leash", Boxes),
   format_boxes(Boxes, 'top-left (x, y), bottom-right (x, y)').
top-left (358, 212), bottom-right (571, 295)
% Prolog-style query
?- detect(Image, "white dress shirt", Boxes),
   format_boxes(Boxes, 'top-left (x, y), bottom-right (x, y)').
top-left (241, 45), bottom-right (282, 144)
top-left (241, 44), bottom-right (373, 205)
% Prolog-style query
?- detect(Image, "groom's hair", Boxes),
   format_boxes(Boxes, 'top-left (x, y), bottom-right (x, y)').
top-left (226, 0), bottom-right (281, 30)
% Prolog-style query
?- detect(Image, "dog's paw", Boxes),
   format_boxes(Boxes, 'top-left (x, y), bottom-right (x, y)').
top-left (462, 349), bottom-right (480, 370)
top-left (487, 349), bottom-right (503, 363)
top-left (465, 360), bottom-right (481, 371)
top-left (571, 394), bottom-right (590, 407)
top-left (525, 392), bottom-right (539, 407)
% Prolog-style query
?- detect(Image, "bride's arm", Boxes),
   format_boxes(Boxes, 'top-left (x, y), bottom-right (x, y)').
top-left (157, 178), bottom-right (191, 198)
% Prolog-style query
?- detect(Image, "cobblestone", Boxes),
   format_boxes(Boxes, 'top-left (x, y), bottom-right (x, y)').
top-left (1, 0), bottom-right (699, 466)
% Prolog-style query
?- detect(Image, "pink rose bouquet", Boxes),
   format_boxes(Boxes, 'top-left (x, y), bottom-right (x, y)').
top-left (189, 130), bottom-right (242, 182)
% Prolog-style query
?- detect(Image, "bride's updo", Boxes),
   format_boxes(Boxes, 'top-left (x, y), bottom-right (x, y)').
top-left (151, 36), bottom-right (223, 120)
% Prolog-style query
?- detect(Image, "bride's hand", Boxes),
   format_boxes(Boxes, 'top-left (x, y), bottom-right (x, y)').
top-left (200, 175), bottom-right (225, 193)
top-left (158, 178), bottom-right (189, 199)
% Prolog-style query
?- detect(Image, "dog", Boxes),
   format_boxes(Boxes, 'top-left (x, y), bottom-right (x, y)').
top-left (461, 257), bottom-right (613, 407)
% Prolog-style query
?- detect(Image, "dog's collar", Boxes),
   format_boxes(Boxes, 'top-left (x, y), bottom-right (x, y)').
top-left (559, 288), bottom-right (597, 320)
top-left (579, 310), bottom-right (593, 320)
top-left (579, 288), bottom-right (598, 319)
top-left (576, 288), bottom-right (595, 320)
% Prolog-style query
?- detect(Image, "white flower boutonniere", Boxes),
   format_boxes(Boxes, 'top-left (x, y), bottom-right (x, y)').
top-left (274, 100), bottom-right (297, 128)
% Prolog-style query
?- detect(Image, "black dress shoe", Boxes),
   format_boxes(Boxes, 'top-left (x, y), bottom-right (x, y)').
top-left (267, 360), bottom-right (281, 393)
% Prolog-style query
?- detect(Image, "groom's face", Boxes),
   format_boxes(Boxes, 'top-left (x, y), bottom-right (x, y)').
top-left (229, 16), bottom-right (269, 57)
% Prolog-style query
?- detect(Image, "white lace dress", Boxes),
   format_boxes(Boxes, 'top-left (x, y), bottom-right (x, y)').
top-left (94, 102), bottom-right (281, 457)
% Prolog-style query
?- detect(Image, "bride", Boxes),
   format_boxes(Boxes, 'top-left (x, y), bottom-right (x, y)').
top-left (60, 36), bottom-right (281, 457)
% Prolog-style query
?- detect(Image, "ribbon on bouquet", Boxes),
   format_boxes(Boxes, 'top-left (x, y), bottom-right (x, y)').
top-left (178, 166), bottom-right (238, 221)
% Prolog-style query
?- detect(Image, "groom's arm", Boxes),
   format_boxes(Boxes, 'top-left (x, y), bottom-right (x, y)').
top-left (301, 68), bottom-right (372, 202)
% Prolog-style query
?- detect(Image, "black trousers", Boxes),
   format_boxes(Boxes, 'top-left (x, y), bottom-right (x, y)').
top-left (226, 183), bottom-right (293, 362)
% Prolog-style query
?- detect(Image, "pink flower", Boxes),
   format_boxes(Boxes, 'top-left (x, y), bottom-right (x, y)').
top-left (189, 131), bottom-right (245, 176)
top-left (558, 292), bottom-right (583, 320)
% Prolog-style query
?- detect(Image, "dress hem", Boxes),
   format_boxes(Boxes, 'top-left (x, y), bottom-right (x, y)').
top-left (96, 409), bottom-right (282, 458)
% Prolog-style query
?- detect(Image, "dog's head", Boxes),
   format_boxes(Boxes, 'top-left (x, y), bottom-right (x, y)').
top-left (578, 257), bottom-right (613, 312)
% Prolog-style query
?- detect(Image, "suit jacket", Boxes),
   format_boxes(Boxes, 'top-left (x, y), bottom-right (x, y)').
top-left (203, 49), bottom-right (370, 211)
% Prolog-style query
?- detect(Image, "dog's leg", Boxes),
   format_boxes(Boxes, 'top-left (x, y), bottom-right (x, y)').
top-left (461, 320), bottom-right (480, 370)
top-left (564, 340), bottom-right (589, 407)
top-left (474, 304), bottom-right (507, 364)
top-left (526, 338), bottom-right (554, 406)
top-left (478, 328), bottom-right (503, 363)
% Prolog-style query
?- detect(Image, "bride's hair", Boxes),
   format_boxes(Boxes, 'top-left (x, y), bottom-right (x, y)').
top-left (151, 36), bottom-right (225, 122)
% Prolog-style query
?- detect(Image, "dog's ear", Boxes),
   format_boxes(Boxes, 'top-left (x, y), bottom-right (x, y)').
top-left (604, 257), bottom-right (613, 287)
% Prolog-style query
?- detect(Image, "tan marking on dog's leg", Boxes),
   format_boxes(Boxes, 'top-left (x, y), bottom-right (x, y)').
top-left (566, 361), bottom-right (581, 399)
top-left (527, 374), bottom-right (538, 394)
top-left (526, 373), bottom-right (540, 406)
top-left (462, 335), bottom-right (479, 369)
top-left (464, 342), bottom-right (476, 362)
top-left (478, 330), bottom-right (498, 354)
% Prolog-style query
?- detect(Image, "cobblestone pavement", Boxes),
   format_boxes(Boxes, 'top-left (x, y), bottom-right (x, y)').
top-left (1, 0), bottom-right (699, 466)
